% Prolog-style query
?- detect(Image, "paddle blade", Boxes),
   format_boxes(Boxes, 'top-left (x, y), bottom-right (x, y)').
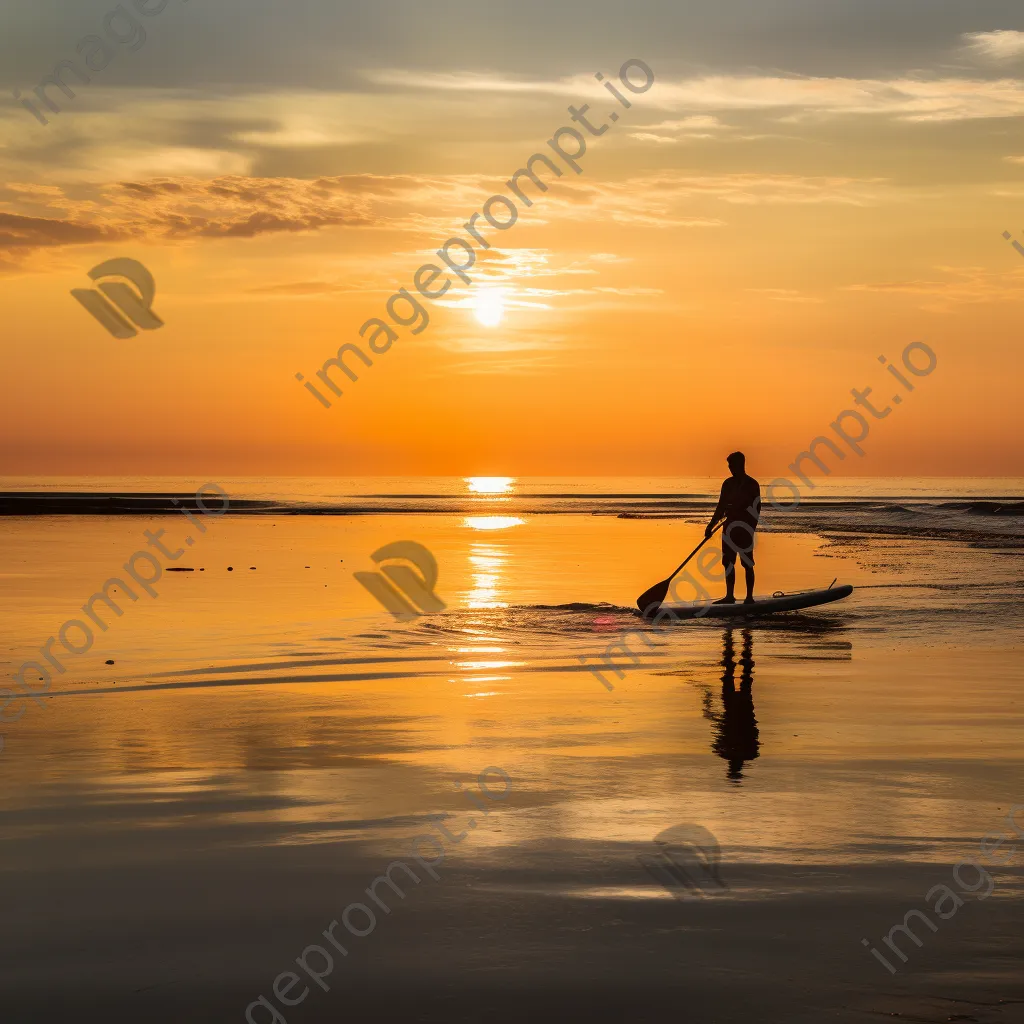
top-left (636, 578), bottom-right (671, 616)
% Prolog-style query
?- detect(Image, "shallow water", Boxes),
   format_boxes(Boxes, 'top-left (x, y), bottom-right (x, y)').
top-left (1, 478), bottom-right (1023, 1022)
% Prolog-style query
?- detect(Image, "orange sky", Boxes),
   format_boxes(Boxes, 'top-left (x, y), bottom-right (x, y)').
top-left (2, 2), bottom-right (1024, 477)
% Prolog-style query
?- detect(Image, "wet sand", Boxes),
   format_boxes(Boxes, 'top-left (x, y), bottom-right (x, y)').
top-left (1, 483), bottom-right (1023, 1022)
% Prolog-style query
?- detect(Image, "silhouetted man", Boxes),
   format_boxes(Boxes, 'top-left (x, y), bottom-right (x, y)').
top-left (705, 451), bottom-right (760, 604)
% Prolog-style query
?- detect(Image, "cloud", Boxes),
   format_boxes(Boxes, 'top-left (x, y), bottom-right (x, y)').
top-left (242, 249), bottom-right (650, 311)
top-left (364, 69), bottom-right (585, 95)
top-left (5, 69), bottom-right (1024, 199)
top-left (195, 209), bottom-right (368, 239)
top-left (748, 288), bottom-right (825, 304)
top-left (245, 281), bottom-right (357, 296)
top-left (545, 174), bottom-right (893, 228)
top-left (0, 166), bottom-right (898, 269)
top-left (844, 264), bottom-right (1024, 311)
top-left (0, 212), bottom-right (123, 250)
top-left (647, 116), bottom-right (729, 132)
top-left (629, 133), bottom-right (681, 145)
top-left (629, 115), bottom-right (735, 144)
top-left (962, 30), bottom-right (1024, 63)
top-left (650, 75), bottom-right (1024, 123)
top-left (366, 69), bottom-right (1024, 123)
top-left (0, 173), bottom-right (479, 265)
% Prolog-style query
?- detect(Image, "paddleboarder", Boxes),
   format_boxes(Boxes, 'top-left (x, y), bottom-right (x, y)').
top-left (705, 452), bottom-right (761, 605)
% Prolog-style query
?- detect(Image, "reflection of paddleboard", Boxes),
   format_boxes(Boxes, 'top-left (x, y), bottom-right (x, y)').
top-left (654, 584), bottom-right (854, 621)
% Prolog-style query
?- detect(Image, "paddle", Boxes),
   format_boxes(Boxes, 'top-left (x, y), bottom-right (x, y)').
top-left (636, 522), bottom-right (723, 616)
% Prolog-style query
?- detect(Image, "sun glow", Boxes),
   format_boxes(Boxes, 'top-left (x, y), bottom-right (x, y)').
top-left (466, 476), bottom-right (514, 494)
top-left (473, 290), bottom-right (505, 327)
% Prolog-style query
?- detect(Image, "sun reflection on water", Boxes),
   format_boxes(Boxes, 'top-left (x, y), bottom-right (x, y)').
top-left (463, 537), bottom-right (514, 609)
top-left (463, 516), bottom-right (524, 531)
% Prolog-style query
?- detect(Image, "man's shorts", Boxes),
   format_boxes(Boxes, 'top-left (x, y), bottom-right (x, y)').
top-left (722, 521), bottom-right (756, 568)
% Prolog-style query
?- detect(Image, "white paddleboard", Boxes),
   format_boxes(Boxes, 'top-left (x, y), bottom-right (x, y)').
top-left (652, 584), bottom-right (854, 620)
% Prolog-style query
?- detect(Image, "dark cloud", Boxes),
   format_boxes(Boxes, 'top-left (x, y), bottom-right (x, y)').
top-left (120, 181), bottom-right (185, 195)
top-left (246, 281), bottom-right (340, 295)
top-left (3, 0), bottom-right (1023, 100)
top-left (0, 173), bottom-right (468, 265)
top-left (0, 211), bottom-right (120, 249)
top-left (193, 209), bottom-right (372, 238)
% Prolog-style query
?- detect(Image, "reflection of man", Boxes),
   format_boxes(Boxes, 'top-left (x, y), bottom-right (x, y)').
top-left (712, 629), bottom-right (760, 782)
top-left (705, 451), bottom-right (761, 604)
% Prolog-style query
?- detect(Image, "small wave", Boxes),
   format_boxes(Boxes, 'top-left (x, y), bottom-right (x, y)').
top-left (525, 602), bottom-right (632, 613)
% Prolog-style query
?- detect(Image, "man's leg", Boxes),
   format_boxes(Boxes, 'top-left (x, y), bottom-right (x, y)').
top-left (725, 522), bottom-right (756, 604)
top-left (717, 539), bottom-right (737, 604)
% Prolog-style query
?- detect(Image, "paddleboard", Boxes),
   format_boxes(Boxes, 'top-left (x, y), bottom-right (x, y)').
top-left (649, 584), bottom-right (854, 620)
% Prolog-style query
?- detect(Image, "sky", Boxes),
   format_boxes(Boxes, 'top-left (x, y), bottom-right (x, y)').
top-left (1, 0), bottom-right (1023, 477)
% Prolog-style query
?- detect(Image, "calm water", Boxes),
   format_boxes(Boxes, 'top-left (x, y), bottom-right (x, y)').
top-left (1, 477), bottom-right (1023, 1022)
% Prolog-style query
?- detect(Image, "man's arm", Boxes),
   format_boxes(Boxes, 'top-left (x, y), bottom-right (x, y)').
top-left (706, 482), bottom-right (728, 537)
top-left (747, 478), bottom-right (761, 522)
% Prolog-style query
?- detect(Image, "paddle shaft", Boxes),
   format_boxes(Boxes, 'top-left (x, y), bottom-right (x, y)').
top-left (666, 521), bottom-right (723, 584)
top-left (636, 520), bottom-right (726, 613)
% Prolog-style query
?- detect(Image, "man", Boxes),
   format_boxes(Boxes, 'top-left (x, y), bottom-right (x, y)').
top-left (705, 452), bottom-right (761, 604)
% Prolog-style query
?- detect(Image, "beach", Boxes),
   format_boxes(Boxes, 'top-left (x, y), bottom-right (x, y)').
top-left (1, 476), bottom-right (1023, 1023)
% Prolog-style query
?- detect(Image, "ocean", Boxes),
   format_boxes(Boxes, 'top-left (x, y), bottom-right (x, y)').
top-left (1, 476), bottom-right (1022, 1022)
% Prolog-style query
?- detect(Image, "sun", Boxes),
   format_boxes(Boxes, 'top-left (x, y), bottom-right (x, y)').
top-left (466, 477), bottom-right (514, 494)
top-left (473, 290), bottom-right (505, 327)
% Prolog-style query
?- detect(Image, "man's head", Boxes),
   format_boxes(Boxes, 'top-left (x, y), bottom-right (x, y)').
top-left (727, 451), bottom-right (745, 477)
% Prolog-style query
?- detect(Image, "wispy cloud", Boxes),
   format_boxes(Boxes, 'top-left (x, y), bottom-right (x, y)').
top-left (845, 265), bottom-right (1024, 312)
top-left (6, 70), bottom-right (1024, 200)
top-left (629, 115), bottom-right (735, 144)
top-left (652, 75), bottom-right (1024, 123)
top-left (748, 288), bottom-right (825, 304)
top-left (241, 250), bottom-right (653, 312)
top-left (364, 69), bottom-right (587, 95)
top-left (962, 30), bottom-right (1024, 63)
top-left (245, 280), bottom-right (373, 296)
top-left (0, 166), bottom-right (900, 270)
top-left (552, 173), bottom-right (893, 223)
top-left (367, 69), bottom-right (1024, 123)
